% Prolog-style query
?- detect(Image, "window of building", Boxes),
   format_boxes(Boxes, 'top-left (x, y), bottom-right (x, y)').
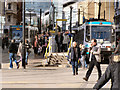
top-left (8, 15), bottom-right (11, 22)
top-left (8, 3), bottom-right (11, 10)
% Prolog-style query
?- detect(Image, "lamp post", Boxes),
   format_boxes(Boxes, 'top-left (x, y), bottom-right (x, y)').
top-left (22, 0), bottom-right (26, 69)
top-left (70, 6), bottom-right (73, 33)
top-left (39, 9), bottom-right (42, 34)
top-left (27, 9), bottom-right (34, 26)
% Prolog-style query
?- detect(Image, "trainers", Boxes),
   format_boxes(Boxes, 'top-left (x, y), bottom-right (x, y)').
top-left (9, 67), bottom-right (13, 69)
top-left (83, 77), bottom-right (88, 81)
top-left (73, 73), bottom-right (75, 76)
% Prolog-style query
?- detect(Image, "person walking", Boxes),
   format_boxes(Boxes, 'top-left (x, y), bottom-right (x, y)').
top-left (38, 34), bottom-right (43, 55)
top-left (55, 32), bottom-right (64, 52)
top-left (63, 32), bottom-right (70, 52)
top-left (33, 35), bottom-right (38, 57)
top-left (42, 36), bottom-right (48, 57)
top-left (17, 40), bottom-right (23, 69)
top-left (80, 45), bottom-right (87, 69)
top-left (83, 39), bottom-right (102, 81)
top-left (93, 38), bottom-right (120, 90)
top-left (5, 35), bottom-right (9, 48)
top-left (2, 36), bottom-right (5, 50)
top-left (68, 41), bottom-right (80, 75)
top-left (25, 40), bottom-right (31, 65)
top-left (8, 39), bottom-right (19, 69)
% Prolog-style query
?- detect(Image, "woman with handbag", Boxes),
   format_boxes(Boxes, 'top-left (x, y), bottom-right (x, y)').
top-left (80, 45), bottom-right (87, 69)
top-left (17, 41), bottom-right (23, 69)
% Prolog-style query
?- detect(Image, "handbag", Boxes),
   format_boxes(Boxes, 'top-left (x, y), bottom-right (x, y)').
top-left (113, 54), bottom-right (120, 62)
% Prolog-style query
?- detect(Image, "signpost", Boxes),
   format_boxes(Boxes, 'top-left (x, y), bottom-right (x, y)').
top-left (55, 19), bottom-right (67, 31)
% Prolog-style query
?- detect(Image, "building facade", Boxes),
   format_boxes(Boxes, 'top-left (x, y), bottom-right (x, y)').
top-left (78, 0), bottom-right (115, 23)
top-left (114, 0), bottom-right (120, 30)
top-left (0, 1), bottom-right (5, 36)
top-left (62, 0), bottom-right (115, 30)
top-left (4, 1), bottom-right (22, 34)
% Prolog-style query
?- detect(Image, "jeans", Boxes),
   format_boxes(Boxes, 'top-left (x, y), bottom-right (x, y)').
top-left (9, 53), bottom-right (18, 68)
top-left (81, 55), bottom-right (87, 68)
top-left (86, 59), bottom-right (102, 80)
top-left (71, 60), bottom-right (78, 74)
top-left (25, 52), bottom-right (28, 64)
top-left (62, 44), bottom-right (67, 52)
top-left (57, 43), bottom-right (62, 52)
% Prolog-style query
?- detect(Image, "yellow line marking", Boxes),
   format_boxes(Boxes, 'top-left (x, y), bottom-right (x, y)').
top-left (0, 81), bottom-right (28, 84)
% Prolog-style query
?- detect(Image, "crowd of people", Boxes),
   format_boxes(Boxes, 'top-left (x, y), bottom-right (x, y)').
top-left (7, 31), bottom-right (71, 69)
top-left (32, 31), bottom-right (71, 57)
top-left (3, 30), bottom-right (120, 89)
top-left (8, 39), bottom-right (31, 69)
top-left (68, 37), bottom-right (120, 89)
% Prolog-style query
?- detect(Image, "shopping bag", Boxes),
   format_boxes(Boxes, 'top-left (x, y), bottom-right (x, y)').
top-left (113, 54), bottom-right (120, 62)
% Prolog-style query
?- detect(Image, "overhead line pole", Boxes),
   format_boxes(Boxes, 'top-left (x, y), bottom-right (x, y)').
top-left (22, 0), bottom-right (26, 69)
top-left (70, 6), bottom-right (73, 33)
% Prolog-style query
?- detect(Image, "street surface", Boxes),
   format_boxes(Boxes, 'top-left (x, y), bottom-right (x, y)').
top-left (1, 65), bottom-right (110, 88)
top-left (1, 49), bottom-right (111, 89)
top-left (2, 48), bottom-right (9, 63)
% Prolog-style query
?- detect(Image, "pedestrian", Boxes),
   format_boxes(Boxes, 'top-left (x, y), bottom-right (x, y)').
top-left (93, 38), bottom-right (120, 90)
top-left (25, 40), bottom-right (31, 65)
top-left (83, 39), bottom-right (102, 81)
top-left (80, 45), bottom-right (87, 69)
top-left (2, 36), bottom-right (5, 50)
top-left (8, 39), bottom-right (19, 69)
top-left (38, 34), bottom-right (43, 55)
top-left (68, 41), bottom-right (80, 75)
top-left (17, 40), bottom-right (23, 69)
top-left (33, 35), bottom-right (38, 57)
top-left (55, 32), bottom-right (64, 52)
top-left (42, 36), bottom-right (48, 57)
top-left (5, 34), bottom-right (9, 48)
top-left (63, 31), bottom-right (70, 52)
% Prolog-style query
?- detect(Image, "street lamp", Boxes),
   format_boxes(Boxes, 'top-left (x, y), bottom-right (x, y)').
top-left (70, 6), bottom-right (73, 33)
top-left (22, 0), bottom-right (26, 69)
top-left (26, 8), bottom-right (34, 26)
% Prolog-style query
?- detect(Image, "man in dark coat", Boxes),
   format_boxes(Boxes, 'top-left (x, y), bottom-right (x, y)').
top-left (2, 37), bottom-right (5, 50)
top-left (8, 39), bottom-right (19, 69)
top-left (93, 39), bottom-right (120, 90)
top-left (55, 32), bottom-right (64, 52)
top-left (68, 41), bottom-right (80, 75)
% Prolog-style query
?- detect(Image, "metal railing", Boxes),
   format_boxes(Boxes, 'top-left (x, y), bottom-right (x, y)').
top-left (67, 37), bottom-right (73, 56)
top-left (45, 37), bottom-right (52, 59)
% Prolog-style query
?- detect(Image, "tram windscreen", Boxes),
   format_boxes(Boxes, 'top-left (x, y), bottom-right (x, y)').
top-left (91, 26), bottom-right (111, 41)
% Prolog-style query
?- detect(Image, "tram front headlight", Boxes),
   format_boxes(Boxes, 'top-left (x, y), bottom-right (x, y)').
top-left (106, 46), bottom-right (111, 48)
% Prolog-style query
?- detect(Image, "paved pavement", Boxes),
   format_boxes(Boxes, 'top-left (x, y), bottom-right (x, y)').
top-left (1, 62), bottom-right (111, 88)
top-left (2, 48), bottom-right (9, 63)
top-left (1, 48), bottom-right (111, 89)
top-left (1, 65), bottom-right (110, 88)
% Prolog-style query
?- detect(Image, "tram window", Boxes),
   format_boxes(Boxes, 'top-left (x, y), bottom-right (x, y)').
top-left (91, 26), bottom-right (111, 41)
top-left (86, 26), bottom-right (90, 42)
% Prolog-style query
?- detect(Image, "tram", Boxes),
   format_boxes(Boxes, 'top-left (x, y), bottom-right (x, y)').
top-left (76, 19), bottom-right (116, 63)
